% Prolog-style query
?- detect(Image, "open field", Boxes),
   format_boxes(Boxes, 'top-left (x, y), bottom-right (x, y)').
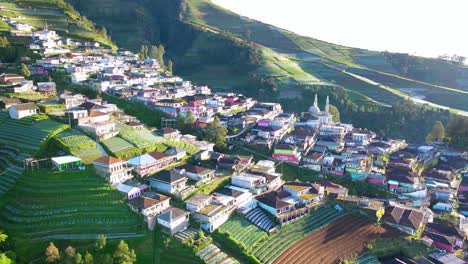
top-left (251, 206), bottom-right (346, 263)
top-left (273, 215), bottom-right (400, 264)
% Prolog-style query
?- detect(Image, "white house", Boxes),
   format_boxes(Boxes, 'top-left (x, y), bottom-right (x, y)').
top-left (127, 192), bottom-right (171, 229)
top-left (157, 207), bottom-right (190, 236)
top-left (185, 194), bottom-right (213, 213)
top-left (93, 156), bottom-right (133, 184)
top-left (8, 103), bottom-right (38, 119)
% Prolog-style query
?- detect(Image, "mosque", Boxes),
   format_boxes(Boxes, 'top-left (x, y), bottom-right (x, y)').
top-left (300, 94), bottom-right (333, 128)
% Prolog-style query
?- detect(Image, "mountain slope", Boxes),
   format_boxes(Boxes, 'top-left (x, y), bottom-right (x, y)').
top-left (66, 0), bottom-right (468, 114)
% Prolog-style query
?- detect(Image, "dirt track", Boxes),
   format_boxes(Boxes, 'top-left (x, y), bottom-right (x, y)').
top-left (272, 215), bottom-right (399, 264)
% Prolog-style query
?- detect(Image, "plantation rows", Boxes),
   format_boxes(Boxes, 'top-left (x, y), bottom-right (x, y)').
top-left (0, 146), bottom-right (25, 197)
top-left (219, 214), bottom-right (267, 249)
top-left (119, 128), bottom-right (163, 148)
top-left (0, 118), bottom-right (68, 151)
top-left (0, 169), bottom-right (142, 240)
top-left (252, 207), bottom-right (346, 264)
top-left (196, 244), bottom-right (236, 264)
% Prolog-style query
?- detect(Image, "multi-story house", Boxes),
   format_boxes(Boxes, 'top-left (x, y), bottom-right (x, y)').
top-left (157, 207), bottom-right (190, 236)
top-left (92, 156), bottom-right (133, 184)
top-left (126, 192), bottom-right (170, 229)
top-left (148, 170), bottom-right (187, 194)
top-left (173, 164), bottom-right (215, 183)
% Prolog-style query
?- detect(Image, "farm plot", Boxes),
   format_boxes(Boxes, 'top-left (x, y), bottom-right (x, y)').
top-left (272, 215), bottom-right (400, 264)
top-left (55, 130), bottom-right (102, 163)
top-left (196, 243), bottom-right (237, 264)
top-left (101, 136), bottom-right (136, 154)
top-left (119, 128), bottom-right (163, 148)
top-left (0, 168), bottom-right (143, 240)
top-left (163, 139), bottom-right (200, 155)
top-left (0, 117), bottom-right (69, 151)
top-left (251, 206), bottom-right (346, 263)
top-left (219, 214), bottom-right (267, 249)
top-left (0, 145), bottom-right (25, 197)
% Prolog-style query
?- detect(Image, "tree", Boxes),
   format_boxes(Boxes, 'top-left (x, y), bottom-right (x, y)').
top-left (95, 234), bottom-right (107, 251)
top-left (0, 229), bottom-right (12, 264)
top-left (83, 251), bottom-right (93, 264)
top-left (139, 45), bottom-right (148, 59)
top-left (426, 121), bottom-right (445, 143)
top-left (329, 105), bottom-right (340, 123)
top-left (167, 59), bottom-right (173, 75)
top-left (20, 63), bottom-right (31, 78)
top-left (45, 242), bottom-right (60, 263)
top-left (64, 246), bottom-right (76, 264)
top-left (203, 116), bottom-right (228, 151)
top-left (75, 253), bottom-right (83, 264)
top-left (0, 36), bottom-right (10, 48)
top-left (376, 207), bottom-right (385, 225)
top-left (113, 240), bottom-right (137, 264)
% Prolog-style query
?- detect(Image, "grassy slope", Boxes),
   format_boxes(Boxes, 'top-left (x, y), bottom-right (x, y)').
top-left (0, 0), bottom-right (116, 48)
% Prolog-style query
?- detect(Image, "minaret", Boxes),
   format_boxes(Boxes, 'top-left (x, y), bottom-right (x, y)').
top-left (314, 94), bottom-right (318, 108)
top-left (325, 96), bottom-right (330, 113)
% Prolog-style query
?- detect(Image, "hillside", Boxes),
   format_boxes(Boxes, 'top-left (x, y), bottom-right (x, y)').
top-left (66, 0), bottom-right (468, 114)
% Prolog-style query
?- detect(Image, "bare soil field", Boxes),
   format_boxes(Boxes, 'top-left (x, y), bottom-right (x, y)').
top-left (272, 215), bottom-right (400, 264)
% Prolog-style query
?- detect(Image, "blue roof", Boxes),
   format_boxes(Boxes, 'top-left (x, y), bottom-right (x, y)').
top-left (128, 153), bottom-right (157, 166)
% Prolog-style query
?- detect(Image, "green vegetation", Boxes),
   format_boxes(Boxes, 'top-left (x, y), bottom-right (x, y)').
top-left (368, 238), bottom-right (429, 260)
top-left (251, 206), bottom-right (346, 263)
top-left (54, 130), bottom-right (102, 163)
top-left (119, 128), bottom-right (163, 148)
top-left (0, 112), bottom-right (69, 152)
top-left (0, 168), bottom-right (145, 263)
top-left (218, 215), bottom-right (267, 250)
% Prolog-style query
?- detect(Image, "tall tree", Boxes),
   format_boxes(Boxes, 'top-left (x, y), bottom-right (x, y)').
top-left (20, 63), bottom-right (31, 78)
top-left (95, 234), bottom-right (107, 251)
top-left (75, 253), bottom-right (83, 264)
top-left (167, 59), bottom-right (173, 75)
top-left (205, 116), bottom-right (228, 151)
top-left (376, 207), bottom-right (385, 225)
top-left (426, 121), bottom-right (445, 143)
top-left (329, 105), bottom-right (340, 123)
top-left (45, 242), bottom-right (60, 263)
top-left (0, 36), bottom-right (10, 48)
top-left (113, 240), bottom-right (137, 264)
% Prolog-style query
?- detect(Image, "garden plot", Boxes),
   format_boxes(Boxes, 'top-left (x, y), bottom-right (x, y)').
top-left (55, 130), bottom-right (102, 163)
top-left (101, 136), bottom-right (136, 154)
top-left (251, 206), bottom-right (346, 263)
top-left (196, 243), bottom-right (236, 264)
top-left (0, 146), bottom-right (24, 197)
top-left (219, 214), bottom-right (267, 249)
top-left (0, 117), bottom-right (68, 151)
top-left (0, 169), bottom-right (143, 240)
top-left (118, 128), bottom-right (163, 148)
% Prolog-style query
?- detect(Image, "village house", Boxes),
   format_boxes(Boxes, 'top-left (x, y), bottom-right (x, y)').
top-left (316, 181), bottom-right (349, 198)
top-left (214, 187), bottom-right (252, 206)
top-left (231, 173), bottom-right (266, 194)
top-left (92, 156), bottom-right (133, 184)
top-left (217, 155), bottom-right (253, 171)
top-left (127, 192), bottom-right (171, 229)
top-left (165, 148), bottom-right (186, 161)
top-left (185, 194), bottom-right (234, 232)
top-left (173, 164), bottom-right (215, 183)
top-left (158, 127), bottom-right (181, 140)
top-left (424, 222), bottom-right (464, 253)
top-left (114, 179), bottom-right (149, 200)
top-left (148, 170), bottom-right (187, 194)
top-left (386, 168), bottom-right (426, 198)
top-left (128, 152), bottom-right (177, 177)
top-left (272, 144), bottom-right (302, 164)
top-left (8, 103), bottom-right (38, 119)
top-left (0, 97), bottom-right (21, 109)
top-left (157, 207), bottom-right (190, 236)
top-left (37, 82), bottom-right (57, 96)
top-left (382, 205), bottom-right (427, 235)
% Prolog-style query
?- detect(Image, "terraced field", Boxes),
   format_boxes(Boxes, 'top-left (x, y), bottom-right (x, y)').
top-left (251, 206), bottom-right (346, 263)
top-left (0, 0), bottom-right (115, 47)
top-left (101, 136), bottom-right (136, 155)
top-left (0, 145), bottom-right (27, 198)
top-left (0, 169), bottom-right (144, 241)
top-left (0, 114), bottom-right (69, 152)
top-left (54, 130), bottom-right (102, 163)
top-left (272, 215), bottom-right (400, 264)
top-left (119, 128), bottom-right (164, 148)
top-left (219, 214), bottom-right (267, 249)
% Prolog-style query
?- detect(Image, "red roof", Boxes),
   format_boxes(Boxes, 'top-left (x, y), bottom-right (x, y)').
top-left (185, 102), bottom-right (202, 108)
top-left (93, 156), bottom-right (123, 165)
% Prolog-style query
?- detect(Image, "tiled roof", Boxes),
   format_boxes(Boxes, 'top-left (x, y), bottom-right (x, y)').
top-left (127, 194), bottom-right (169, 209)
top-left (149, 170), bottom-right (186, 184)
top-left (158, 207), bottom-right (189, 222)
top-left (256, 192), bottom-right (291, 209)
top-left (93, 156), bottom-right (123, 165)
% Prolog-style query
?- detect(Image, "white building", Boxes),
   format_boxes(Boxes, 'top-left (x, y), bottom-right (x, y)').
top-left (8, 103), bottom-right (38, 119)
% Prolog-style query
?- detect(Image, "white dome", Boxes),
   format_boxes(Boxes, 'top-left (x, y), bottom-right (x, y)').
top-left (308, 105), bottom-right (320, 114)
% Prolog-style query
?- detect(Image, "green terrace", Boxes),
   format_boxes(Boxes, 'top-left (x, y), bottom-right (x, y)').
top-left (54, 129), bottom-right (102, 164)
top-left (0, 168), bottom-right (144, 241)
top-left (0, 112), bottom-right (68, 151)
top-left (218, 214), bottom-right (268, 249)
top-left (0, 145), bottom-right (26, 198)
